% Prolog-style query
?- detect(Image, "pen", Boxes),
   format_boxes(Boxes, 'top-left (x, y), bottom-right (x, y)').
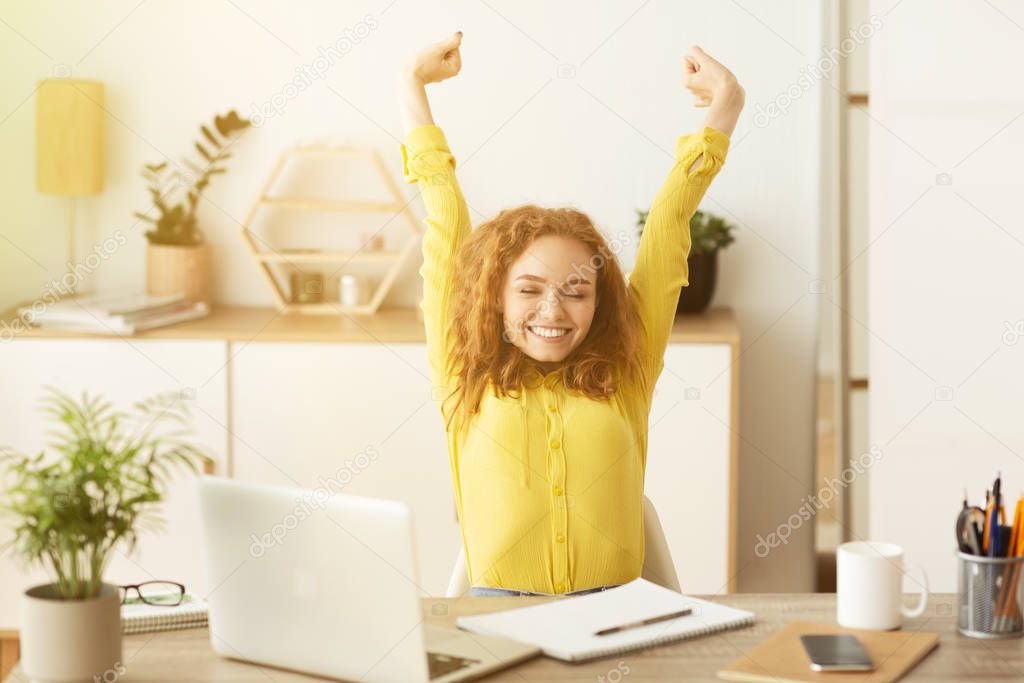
top-left (991, 474), bottom-right (1003, 558)
top-left (594, 608), bottom-right (693, 636)
top-left (983, 489), bottom-right (992, 553)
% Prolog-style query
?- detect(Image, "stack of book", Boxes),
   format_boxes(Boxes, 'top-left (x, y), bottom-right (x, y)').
top-left (18, 292), bottom-right (209, 335)
top-left (122, 596), bottom-right (209, 635)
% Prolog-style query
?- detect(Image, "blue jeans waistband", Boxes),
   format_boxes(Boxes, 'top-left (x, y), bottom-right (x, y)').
top-left (469, 584), bottom-right (620, 597)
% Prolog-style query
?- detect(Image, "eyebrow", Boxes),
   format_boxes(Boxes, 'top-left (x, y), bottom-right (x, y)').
top-left (514, 274), bottom-right (592, 285)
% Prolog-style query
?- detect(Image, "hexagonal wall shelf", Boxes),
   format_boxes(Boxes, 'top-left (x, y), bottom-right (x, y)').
top-left (240, 146), bottom-right (421, 315)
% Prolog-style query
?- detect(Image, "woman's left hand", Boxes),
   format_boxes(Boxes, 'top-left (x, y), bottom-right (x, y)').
top-left (683, 45), bottom-right (744, 111)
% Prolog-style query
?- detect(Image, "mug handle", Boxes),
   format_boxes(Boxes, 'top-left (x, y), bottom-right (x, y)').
top-left (901, 560), bottom-right (929, 619)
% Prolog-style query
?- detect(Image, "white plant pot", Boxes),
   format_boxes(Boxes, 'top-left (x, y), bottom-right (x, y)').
top-left (20, 583), bottom-right (123, 683)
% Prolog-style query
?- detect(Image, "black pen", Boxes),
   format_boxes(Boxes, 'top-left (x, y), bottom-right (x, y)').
top-left (594, 608), bottom-right (693, 636)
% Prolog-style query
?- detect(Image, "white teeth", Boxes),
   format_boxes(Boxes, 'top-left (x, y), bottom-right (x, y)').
top-left (529, 326), bottom-right (569, 339)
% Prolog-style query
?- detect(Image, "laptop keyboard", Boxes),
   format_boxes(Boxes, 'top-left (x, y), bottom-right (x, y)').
top-left (426, 651), bottom-right (480, 679)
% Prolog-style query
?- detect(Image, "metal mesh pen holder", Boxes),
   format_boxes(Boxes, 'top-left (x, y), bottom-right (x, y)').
top-left (957, 550), bottom-right (1024, 638)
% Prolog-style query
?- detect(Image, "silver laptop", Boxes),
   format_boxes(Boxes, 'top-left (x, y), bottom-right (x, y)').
top-left (197, 476), bottom-right (539, 682)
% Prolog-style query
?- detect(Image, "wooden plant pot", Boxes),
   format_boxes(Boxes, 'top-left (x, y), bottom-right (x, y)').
top-left (146, 242), bottom-right (211, 304)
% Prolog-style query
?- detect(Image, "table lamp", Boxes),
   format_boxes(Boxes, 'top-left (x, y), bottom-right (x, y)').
top-left (35, 79), bottom-right (105, 295)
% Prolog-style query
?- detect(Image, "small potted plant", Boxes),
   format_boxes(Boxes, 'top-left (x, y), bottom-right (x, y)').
top-left (0, 388), bottom-right (212, 683)
top-left (135, 110), bottom-right (251, 304)
top-left (636, 208), bottom-right (736, 314)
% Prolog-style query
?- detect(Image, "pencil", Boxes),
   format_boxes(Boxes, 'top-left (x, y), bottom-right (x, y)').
top-left (994, 495), bottom-right (1023, 630)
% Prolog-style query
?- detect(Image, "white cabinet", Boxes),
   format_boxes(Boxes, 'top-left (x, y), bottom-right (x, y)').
top-left (646, 344), bottom-right (735, 594)
top-left (230, 341), bottom-right (737, 598)
top-left (229, 342), bottom-right (458, 596)
top-left (0, 309), bottom-right (738, 628)
top-left (0, 339), bottom-right (228, 628)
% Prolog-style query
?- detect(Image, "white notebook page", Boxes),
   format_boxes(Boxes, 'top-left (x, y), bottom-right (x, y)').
top-left (456, 578), bottom-right (754, 662)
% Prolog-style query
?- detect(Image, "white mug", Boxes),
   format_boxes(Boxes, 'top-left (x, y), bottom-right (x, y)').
top-left (836, 541), bottom-right (928, 630)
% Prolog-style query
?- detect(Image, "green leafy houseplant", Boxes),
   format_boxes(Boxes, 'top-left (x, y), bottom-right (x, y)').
top-left (635, 208), bottom-right (736, 254)
top-left (0, 388), bottom-right (212, 600)
top-left (135, 110), bottom-right (251, 246)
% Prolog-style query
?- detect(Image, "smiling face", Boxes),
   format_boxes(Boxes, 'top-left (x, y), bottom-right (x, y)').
top-left (501, 234), bottom-right (598, 370)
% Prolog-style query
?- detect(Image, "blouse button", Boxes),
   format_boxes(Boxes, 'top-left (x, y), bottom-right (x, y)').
top-left (553, 486), bottom-right (563, 496)
top-left (555, 583), bottom-right (565, 593)
top-left (550, 439), bottom-right (561, 450)
top-left (555, 533), bottom-right (565, 543)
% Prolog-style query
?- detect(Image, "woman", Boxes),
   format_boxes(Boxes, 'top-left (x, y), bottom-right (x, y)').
top-left (398, 32), bottom-right (744, 597)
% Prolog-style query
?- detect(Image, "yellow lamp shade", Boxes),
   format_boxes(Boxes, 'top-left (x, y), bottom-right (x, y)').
top-left (36, 79), bottom-right (105, 196)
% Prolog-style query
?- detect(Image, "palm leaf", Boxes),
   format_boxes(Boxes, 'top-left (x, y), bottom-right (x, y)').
top-left (0, 390), bottom-right (211, 599)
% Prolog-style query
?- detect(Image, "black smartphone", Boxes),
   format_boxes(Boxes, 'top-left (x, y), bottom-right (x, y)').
top-left (799, 634), bottom-right (874, 672)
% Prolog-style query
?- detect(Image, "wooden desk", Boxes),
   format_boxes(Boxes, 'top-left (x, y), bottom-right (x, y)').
top-left (5, 593), bottom-right (1021, 682)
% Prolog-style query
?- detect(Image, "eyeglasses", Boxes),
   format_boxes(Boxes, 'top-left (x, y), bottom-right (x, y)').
top-left (118, 581), bottom-right (186, 606)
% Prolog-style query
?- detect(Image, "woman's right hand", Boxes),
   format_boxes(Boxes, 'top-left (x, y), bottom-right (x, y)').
top-left (404, 32), bottom-right (463, 85)
top-left (683, 45), bottom-right (744, 137)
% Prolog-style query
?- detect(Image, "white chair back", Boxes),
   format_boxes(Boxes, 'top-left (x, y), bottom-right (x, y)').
top-left (446, 495), bottom-right (681, 596)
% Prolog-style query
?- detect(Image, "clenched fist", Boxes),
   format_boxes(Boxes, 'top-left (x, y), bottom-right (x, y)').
top-left (683, 45), bottom-right (744, 110)
top-left (405, 32), bottom-right (463, 86)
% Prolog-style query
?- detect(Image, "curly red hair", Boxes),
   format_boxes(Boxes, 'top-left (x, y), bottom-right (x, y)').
top-left (443, 205), bottom-right (643, 429)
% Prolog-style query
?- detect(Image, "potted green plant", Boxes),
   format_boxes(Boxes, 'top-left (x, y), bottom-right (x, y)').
top-left (135, 110), bottom-right (251, 305)
top-left (636, 208), bottom-right (736, 314)
top-left (0, 388), bottom-right (211, 683)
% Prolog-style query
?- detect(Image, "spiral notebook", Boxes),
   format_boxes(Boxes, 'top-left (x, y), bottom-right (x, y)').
top-left (121, 597), bottom-right (208, 635)
top-left (456, 578), bottom-right (754, 662)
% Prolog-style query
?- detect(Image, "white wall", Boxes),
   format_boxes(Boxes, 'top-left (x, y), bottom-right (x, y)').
top-left (0, 0), bottom-right (824, 591)
top-left (869, 0), bottom-right (1024, 590)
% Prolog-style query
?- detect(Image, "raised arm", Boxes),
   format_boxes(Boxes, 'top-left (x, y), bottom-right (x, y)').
top-left (629, 46), bottom-right (744, 392)
top-left (398, 33), bottom-right (472, 398)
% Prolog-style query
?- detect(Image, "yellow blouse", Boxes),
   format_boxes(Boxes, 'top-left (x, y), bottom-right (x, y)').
top-left (400, 124), bottom-right (730, 593)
